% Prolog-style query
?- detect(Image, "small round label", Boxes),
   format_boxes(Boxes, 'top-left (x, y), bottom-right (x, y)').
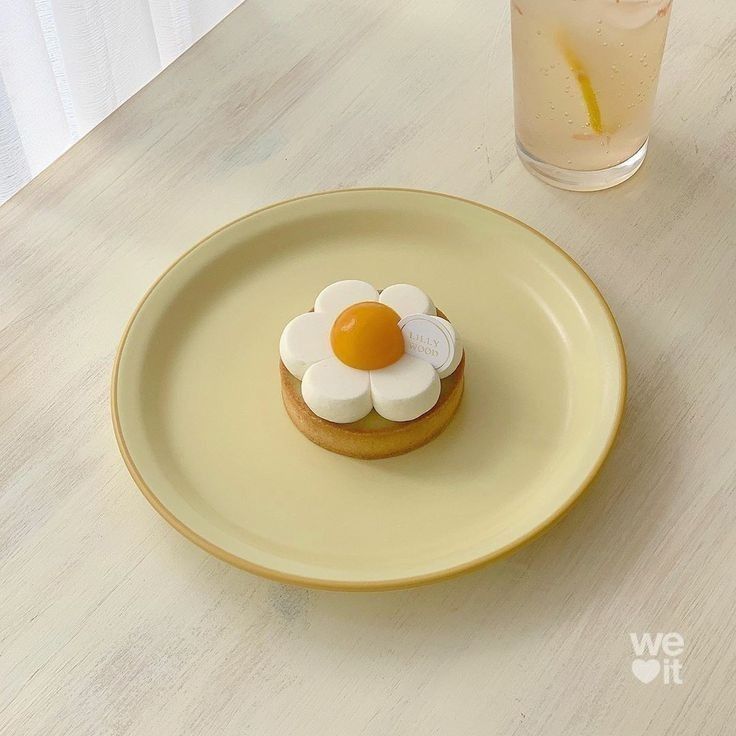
top-left (398, 315), bottom-right (456, 374)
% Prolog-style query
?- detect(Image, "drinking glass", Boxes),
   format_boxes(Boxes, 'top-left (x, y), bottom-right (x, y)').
top-left (511, 0), bottom-right (673, 191)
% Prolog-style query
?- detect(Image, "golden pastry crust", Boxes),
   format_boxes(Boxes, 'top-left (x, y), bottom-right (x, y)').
top-left (280, 308), bottom-right (464, 459)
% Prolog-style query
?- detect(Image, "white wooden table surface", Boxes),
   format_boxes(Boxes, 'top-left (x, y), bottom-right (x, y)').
top-left (2, 1), bottom-right (735, 734)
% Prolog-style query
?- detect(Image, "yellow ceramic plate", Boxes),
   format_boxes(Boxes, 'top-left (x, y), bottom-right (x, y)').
top-left (112, 189), bottom-right (625, 590)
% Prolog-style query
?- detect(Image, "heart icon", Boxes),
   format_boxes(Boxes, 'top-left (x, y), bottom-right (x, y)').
top-left (632, 658), bottom-right (660, 684)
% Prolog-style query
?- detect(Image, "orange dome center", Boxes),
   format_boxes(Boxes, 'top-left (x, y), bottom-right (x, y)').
top-left (331, 302), bottom-right (404, 370)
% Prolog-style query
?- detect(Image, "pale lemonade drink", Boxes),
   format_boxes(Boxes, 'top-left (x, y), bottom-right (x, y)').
top-left (511, 0), bottom-right (672, 189)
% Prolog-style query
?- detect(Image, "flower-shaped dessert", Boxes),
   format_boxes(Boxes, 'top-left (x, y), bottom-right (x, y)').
top-left (279, 280), bottom-right (463, 426)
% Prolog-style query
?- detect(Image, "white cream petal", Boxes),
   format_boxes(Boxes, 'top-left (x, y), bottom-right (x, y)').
top-left (370, 354), bottom-right (441, 422)
top-left (314, 280), bottom-right (378, 318)
top-left (279, 312), bottom-right (334, 380)
top-left (302, 358), bottom-right (373, 424)
top-left (379, 283), bottom-right (436, 318)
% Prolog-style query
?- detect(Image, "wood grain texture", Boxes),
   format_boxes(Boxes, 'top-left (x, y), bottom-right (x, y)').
top-left (1, 1), bottom-right (735, 734)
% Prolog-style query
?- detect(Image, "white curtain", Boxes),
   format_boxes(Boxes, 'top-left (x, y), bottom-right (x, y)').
top-left (0, 0), bottom-right (243, 205)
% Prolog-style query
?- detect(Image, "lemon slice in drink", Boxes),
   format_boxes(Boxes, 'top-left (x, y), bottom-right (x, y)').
top-left (557, 33), bottom-right (603, 134)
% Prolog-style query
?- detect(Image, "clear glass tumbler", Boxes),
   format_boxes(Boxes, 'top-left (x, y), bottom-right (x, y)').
top-left (511, 0), bottom-right (673, 191)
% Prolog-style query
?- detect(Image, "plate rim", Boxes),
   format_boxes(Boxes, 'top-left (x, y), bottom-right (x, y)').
top-left (111, 187), bottom-right (627, 591)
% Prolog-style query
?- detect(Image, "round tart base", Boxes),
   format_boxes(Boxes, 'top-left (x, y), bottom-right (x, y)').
top-left (280, 355), bottom-right (464, 459)
top-left (280, 305), bottom-right (465, 462)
